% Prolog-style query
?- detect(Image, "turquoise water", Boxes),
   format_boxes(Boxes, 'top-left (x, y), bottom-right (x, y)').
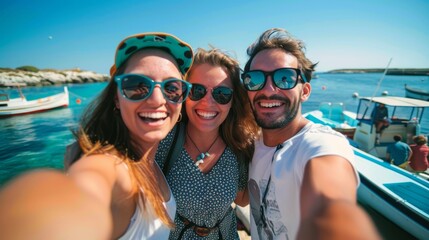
top-left (0, 82), bottom-right (106, 186)
top-left (305, 73), bottom-right (429, 134)
top-left (1, 74), bottom-right (428, 186)
top-left (0, 73), bottom-right (427, 238)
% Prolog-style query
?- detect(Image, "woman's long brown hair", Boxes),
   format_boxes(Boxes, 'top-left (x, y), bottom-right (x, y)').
top-left (73, 52), bottom-right (177, 228)
top-left (185, 48), bottom-right (260, 164)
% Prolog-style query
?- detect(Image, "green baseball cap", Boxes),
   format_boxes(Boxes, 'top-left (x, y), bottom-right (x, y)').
top-left (110, 32), bottom-right (193, 76)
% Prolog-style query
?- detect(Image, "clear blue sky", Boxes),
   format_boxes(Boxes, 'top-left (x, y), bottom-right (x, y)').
top-left (1, 0), bottom-right (428, 74)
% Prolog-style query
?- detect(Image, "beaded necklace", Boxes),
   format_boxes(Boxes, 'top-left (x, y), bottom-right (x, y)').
top-left (186, 131), bottom-right (219, 167)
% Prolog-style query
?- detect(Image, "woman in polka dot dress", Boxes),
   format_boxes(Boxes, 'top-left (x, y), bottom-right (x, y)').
top-left (156, 48), bottom-right (259, 239)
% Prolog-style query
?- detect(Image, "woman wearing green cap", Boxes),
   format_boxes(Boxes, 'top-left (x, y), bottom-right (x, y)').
top-left (0, 32), bottom-right (194, 240)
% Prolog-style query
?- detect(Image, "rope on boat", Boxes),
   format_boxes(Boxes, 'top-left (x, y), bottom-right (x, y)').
top-left (68, 90), bottom-right (87, 100)
top-left (68, 90), bottom-right (87, 104)
top-left (362, 58), bottom-right (393, 121)
top-left (369, 58), bottom-right (393, 103)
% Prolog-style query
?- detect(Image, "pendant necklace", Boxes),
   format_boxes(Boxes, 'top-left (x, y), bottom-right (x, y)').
top-left (187, 131), bottom-right (219, 167)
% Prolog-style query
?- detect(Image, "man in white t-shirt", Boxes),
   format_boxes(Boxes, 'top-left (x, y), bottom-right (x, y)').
top-left (241, 28), bottom-right (380, 240)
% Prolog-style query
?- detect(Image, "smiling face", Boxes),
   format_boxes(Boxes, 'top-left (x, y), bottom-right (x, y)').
top-left (116, 49), bottom-right (183, 151)
top-left (186, 63), bottom-right (232, 134)
top-left (247, 48), bottom-right (310, 129)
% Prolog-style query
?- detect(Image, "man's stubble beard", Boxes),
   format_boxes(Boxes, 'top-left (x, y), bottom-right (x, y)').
top-left (253, 97), bottom-right (301, 130)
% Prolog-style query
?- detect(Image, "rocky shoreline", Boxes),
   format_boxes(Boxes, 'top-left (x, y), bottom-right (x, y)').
top-left (0, 68), bottom-right (109, 87)
top-left (326, 68), bottom-right (429, 76)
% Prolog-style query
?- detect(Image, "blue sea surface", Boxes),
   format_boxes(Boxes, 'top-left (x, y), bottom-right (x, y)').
top-left (305, 73), bottom-right (429, 134)
top-left (0, 82), bottom-right (106, 186)
top-left (1, 74), bottom-right (428, 186)
top-left (0, 73), bottom-right (427, 239)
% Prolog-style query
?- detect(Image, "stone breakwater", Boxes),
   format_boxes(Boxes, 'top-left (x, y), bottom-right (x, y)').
top-left (0, 70), bottom-right (110, 87)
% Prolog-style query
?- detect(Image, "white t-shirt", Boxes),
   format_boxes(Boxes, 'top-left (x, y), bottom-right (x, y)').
top-left (248, 122), bottom-right (358, 240)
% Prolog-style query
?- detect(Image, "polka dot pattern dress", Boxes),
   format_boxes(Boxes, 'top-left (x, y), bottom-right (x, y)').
top-left (156, 128), bottom-right (248, 240)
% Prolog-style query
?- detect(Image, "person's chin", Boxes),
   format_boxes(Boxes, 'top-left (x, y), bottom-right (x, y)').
top-left (147, 130), bottom-right (170, 141)
top-left (134, 129), bottom-right (167, 146)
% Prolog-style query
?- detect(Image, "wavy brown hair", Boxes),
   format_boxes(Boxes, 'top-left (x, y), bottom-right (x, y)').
top-left (243, 28), bottom-right (317, 82)
top-left (73, 50), bottom-right (180, 228)
top-left (185, 48), bottom-right (260, 163)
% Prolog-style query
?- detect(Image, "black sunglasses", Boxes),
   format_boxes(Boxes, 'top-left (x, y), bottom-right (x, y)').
top-left (115, 74), bottom-right (192, 103)
top-left (241, 68), bottom-right (307, 91)
top-left (189, 83), bottom-right (233, 105)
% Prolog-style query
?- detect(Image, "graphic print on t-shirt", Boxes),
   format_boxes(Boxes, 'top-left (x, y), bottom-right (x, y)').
top-left (249, 178), bottom-right (289, 239)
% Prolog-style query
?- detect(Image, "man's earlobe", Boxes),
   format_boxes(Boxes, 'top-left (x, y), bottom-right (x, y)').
top-left (301, 83), bottom-right (311, 101)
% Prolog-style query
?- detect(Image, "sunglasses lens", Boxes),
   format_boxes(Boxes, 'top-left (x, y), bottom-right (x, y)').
top-left (121, 75), bottom-right (152, 101)
top-left (212, 87), bottom-right (233, 104)
top-left (163, 79), bottom-right (189, 103)
top-left (190, 84), bottom-right (232, 105)
top-left (118, 75), bottom-right (189, 103)
top-left (273, 69), bottom-right (298, 89)
top-left (242, 71), bottom-right (265, 91)
top-left (190, 84), bottom-right (207, 101)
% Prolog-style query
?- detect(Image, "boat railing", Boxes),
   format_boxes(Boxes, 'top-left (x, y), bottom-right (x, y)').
top-left (319, 102), bottom-right (345, 122)
top-left (0, 94), bottom-right (9, 102)
top-left (331, 102), bottom-right (345, 122)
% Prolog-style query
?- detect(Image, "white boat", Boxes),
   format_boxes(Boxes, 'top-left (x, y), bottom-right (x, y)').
top-left (0, 85), bottom-right (69, 117)
top-left (305, 96), bottom-right (429, 238)
top-left (305, 97), bottom-right (429, 172)
top-left (304, 102), bottom-right (358, 139)
top-left (354, 147), bottom-right (429, 239)
top-left (352, 96), bottom-right (429, 159)
top-left (306, 97), bottom-right (429, 159)
top-left (405, 84), bottom-right (429, 101)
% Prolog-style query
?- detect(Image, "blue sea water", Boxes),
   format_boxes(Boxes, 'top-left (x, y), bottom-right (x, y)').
top-left (0, 73), bottom-right (427, 238)
top-left (305, 73), bottom-right (429, 134)
top-left (1, 74), bottom-right (428, 186)
top-left (0, 82), bottom-right (105, 186)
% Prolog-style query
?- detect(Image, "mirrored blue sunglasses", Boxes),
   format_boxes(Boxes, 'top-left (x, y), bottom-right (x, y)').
top-left (241, 68), bottom-right (307, 91)
top-left (115, 74), bottom-right (192, 103)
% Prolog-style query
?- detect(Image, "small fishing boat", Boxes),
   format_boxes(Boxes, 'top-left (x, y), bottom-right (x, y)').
top-left (405, 84), bottom-right (429, 101)
top-left (0, 84), bottom-right (69, 117)
top-left (303, 102), bottom-right (358, 139)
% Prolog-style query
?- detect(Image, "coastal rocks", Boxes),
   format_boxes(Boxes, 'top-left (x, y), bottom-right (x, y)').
top-left (327, 68), bottom-right (429, 75)
top-left (0, 69), bottom-right (110, 87)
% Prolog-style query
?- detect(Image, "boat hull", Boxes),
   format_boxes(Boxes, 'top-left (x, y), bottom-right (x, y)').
top-left (405, 84), bottom-right (429, 101)
top-left (0, 87), bottom-right (69, 117)
top-left (354, 148), bottom-right (429, 239)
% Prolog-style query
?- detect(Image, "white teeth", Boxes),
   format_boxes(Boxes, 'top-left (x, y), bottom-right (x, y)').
top-left (196, 110), bottom-right (216, 118)
top-left (138, 112), bottom-right (167, 119)
top-left (260, 102), bottom-right (281, 108)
